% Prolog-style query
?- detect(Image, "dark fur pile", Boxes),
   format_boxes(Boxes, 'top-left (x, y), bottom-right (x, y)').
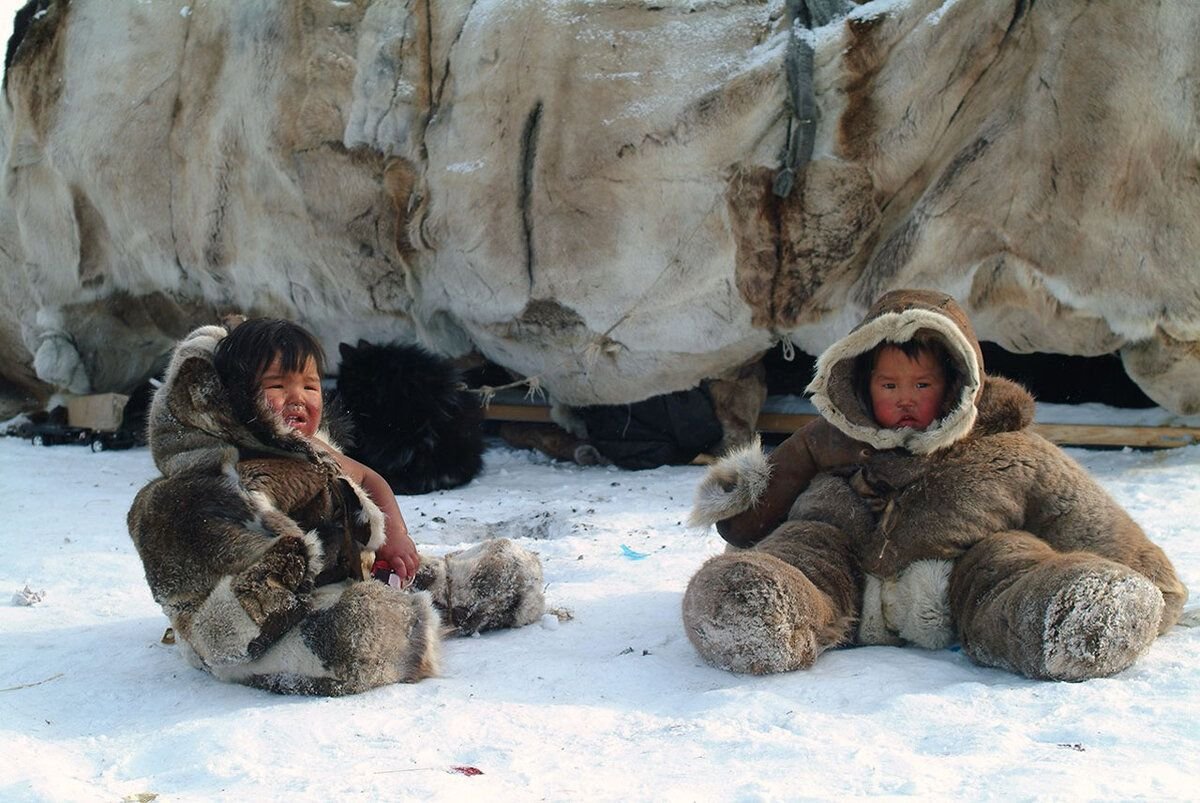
top-left (335, 341), bottom-right (484, 495)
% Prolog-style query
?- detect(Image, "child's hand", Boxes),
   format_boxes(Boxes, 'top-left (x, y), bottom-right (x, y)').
top-left (376, 519), bottom-right (420, 582)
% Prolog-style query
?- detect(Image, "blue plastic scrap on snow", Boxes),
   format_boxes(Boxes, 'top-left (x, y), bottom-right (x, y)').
top-left (620, 544), bottom-right (650, 560)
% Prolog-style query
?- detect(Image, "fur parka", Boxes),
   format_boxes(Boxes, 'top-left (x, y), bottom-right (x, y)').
top-left (127, 325), bottom-right (544, 696)
top-left (685, 290), bottom-right (1187, 680)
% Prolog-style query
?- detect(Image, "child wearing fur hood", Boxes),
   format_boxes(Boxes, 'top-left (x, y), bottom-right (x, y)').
top-left (128, 318), bottom-right (545, 696)
top-left (685, 289), bottom-right (1187, 681)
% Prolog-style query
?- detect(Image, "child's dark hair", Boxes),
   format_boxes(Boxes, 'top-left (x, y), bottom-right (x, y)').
top-left (213, 318), bottom-right (326, 427)
top-left (852, 331), bottom-right (961, 419)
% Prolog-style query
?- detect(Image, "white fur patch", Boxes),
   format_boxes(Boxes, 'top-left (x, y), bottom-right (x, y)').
top-left (301, 530), bottom-right (326, 578)
top-left (245, 489), bottom-right (274, 513)
top-left (688, 438), bottom-right (772, 527)
top-left (189, 577), bottom-right (266, 666)
top-left (806, 308), bottom-right (981, 454)
top-left (858, 574), bottom-right (901, 646)
top-left (239, 490), bottom-right (275, 536)
top-left (880, 560), bottom-right (955, 649)
top-left (345, 480), bottom-right (386, 552)
top-left (859, 562), bottom-right (953, 648)
top-left (315, 425), bottom-right (341, 454)
top-left (216, 625), bottom-right (334, 684)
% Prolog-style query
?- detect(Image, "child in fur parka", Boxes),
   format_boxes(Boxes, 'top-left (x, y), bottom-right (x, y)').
top-left (684, 289), bottom-right (1187, 681)
top-left (127, 319), bottom-right (545, 696)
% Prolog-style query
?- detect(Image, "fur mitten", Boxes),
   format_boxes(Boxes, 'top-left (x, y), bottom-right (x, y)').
top-left (688, 437), bottom-right (771, 528)
top-left (414, 539), bottom-right (545, 635)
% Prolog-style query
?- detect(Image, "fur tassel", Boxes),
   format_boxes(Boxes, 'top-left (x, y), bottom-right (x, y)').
top-left (858, 562), bottom-right (954, 649)
top-left (881, 560), bottom-right (955, 649)
top-left (688, 437), bottom-right (772, 528)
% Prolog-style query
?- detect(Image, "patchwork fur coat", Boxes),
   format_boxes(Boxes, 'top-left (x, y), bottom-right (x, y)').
top-left (685, 290), bottom-right (1187, 681)
top-left (128, 325), bottom-right (544, 696)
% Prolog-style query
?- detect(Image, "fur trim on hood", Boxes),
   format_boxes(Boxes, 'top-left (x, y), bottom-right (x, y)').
top-left (807, 290), bottom-right (987, 454)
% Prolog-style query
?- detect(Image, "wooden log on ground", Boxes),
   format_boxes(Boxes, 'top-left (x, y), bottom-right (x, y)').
top-left (483, 404), bottom-right (1200, 449)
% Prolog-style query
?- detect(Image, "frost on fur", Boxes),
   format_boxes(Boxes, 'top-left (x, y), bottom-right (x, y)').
top-left (688, 437), bottom-right (771, 528)
top-left (416, 539), bottom-right (545, 635)
top-left (682, 552), bottom-right (849, 674)
top-left (1041, 570), bottom-right (1163, 681)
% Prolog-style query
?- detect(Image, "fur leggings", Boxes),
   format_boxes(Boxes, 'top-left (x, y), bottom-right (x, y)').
top-left (178, 539), bottom-right (544, 696)
top-left (683, 480), bottom-right (1173, 681)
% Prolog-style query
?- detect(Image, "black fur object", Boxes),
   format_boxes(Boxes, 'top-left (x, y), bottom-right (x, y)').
top-left (335, 341), bottom-right (484, 495)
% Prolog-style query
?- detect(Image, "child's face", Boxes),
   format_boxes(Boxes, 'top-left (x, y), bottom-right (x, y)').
top-left (258, 355), bottom-right (323, 438)
top-left (869, 345), bottom-right (947, 431)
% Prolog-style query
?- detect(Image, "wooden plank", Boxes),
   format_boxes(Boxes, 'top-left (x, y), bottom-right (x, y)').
top-left (1031, 423), bottom-right (1199, 449)
top-left (483, 403), bottom-right (552, 423)
top-left (484, 403), bottom-right (1200, 449)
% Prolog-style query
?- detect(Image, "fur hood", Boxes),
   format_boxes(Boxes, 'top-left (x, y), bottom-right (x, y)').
top-left (143, 324), bottom-right (386, 566)
top-left (147, 325), bottom-right (334, 477)
top-left (806, 289), bottom-right (1003, 454)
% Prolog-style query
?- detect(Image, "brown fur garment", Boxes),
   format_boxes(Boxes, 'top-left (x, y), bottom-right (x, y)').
top-left (849, 374), bottom-right (1186, 632)
top-left (127, 325), bottom-right (440, 694)
top-left (685, 289), bottom-right (1187, 680)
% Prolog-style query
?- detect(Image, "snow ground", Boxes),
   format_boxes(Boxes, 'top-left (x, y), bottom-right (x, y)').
top-left (1, 436), bottom-right (1198, 801)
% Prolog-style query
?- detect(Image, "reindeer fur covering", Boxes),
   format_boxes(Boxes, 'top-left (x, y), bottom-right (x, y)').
top-left (126, 325), bottom-right (444, 695)
top-left (684, 290), bottom-right (1187, 680)
top-left (129, 325), bottom-right (548, 694)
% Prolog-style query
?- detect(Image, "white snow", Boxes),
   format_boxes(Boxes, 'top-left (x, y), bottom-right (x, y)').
top-left (1, 436), bottom-right (1198, 800)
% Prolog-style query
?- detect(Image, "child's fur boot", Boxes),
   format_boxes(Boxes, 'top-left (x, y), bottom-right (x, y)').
top-left (682, 550), bottom-right (846, 674)
top-left (212, 581), bottom-right (442, 696)
top-left (951, 531), bottom-right (1165, 680)
top-left (414, 539), bottom-right (545, 635)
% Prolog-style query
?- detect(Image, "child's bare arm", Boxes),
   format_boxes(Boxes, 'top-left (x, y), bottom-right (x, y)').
top-left (311, 438), bottom-right (420, 581)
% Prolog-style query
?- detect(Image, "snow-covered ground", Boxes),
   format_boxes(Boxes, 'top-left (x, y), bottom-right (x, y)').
top-left (1, 436), bottom-right (1198, 801)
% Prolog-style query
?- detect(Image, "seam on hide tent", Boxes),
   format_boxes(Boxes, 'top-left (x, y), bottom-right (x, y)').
top-left (1006, 0), bottom-right (1034, 39)
top-left (520, 100), bottom-right (544, 290)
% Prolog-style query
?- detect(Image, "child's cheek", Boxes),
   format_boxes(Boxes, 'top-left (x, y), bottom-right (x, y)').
top-left (262, 393), bottom-right (284, 417)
